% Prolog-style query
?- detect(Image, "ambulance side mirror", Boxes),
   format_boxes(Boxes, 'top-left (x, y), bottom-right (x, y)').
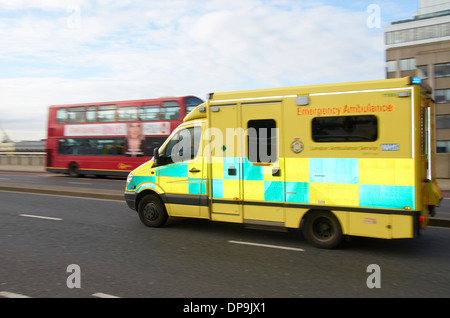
top-left (153, 147), bottom-right (161, 165)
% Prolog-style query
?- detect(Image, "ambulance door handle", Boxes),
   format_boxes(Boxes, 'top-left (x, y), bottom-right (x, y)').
top-left (189, 168), bottom-right (201, 173)
top-left (272, 167), bottom-right (281, 177)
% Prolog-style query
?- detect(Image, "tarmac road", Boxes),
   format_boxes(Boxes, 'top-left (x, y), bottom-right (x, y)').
top-left (1, 190), bottom-right (449, 299)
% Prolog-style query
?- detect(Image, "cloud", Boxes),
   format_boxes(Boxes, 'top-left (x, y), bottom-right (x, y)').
top-left (0, 0), bottom-right (388, 141)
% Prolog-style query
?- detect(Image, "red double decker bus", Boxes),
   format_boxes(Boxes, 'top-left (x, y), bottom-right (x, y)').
top-left (45, 96), bottom-right (203, 177)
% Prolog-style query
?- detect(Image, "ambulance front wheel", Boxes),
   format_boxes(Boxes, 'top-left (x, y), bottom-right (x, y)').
top-left (137, 194), bottom-right (168, 228)
top-left (303, 211), bottom-right (343, 249)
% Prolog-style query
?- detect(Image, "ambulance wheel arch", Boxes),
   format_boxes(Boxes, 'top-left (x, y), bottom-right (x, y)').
top-left (137, 192), bottom-right (168, 227)
top-left (302, 210), bottom-right (344, 249)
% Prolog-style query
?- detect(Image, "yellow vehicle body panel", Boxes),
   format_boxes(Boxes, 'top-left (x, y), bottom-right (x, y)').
top-left (125, 77), bottom-right (442, 242)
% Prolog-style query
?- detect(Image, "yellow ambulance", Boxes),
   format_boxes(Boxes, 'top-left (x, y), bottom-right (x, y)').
top-left (124, 77), bottom-right (442, 248)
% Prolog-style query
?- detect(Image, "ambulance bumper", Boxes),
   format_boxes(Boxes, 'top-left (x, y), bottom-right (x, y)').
top-left (124, 191), bottom-right (137, 211)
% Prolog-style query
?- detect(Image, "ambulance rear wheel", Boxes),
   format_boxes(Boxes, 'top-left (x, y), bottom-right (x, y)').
top-left (138, 194), bottom-right (168, 228)
top-left (303, 211), bottom-right (343, 249)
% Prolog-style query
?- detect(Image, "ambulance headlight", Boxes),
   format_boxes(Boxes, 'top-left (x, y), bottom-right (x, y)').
top-left (126, 173), bottom-right (133, 187)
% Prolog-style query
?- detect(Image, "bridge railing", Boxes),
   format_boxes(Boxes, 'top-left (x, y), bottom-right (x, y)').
top-left (0, 153), bottom-right (45, 167)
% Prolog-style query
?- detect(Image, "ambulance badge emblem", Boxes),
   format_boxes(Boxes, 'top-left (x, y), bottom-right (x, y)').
top-left (291, 137), bottom-right (304, 154)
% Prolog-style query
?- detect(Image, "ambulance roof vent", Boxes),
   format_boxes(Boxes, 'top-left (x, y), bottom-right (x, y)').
top-left (296, 96), bottom-right (310, 106)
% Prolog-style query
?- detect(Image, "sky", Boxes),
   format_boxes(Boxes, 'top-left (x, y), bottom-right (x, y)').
top-left (0, 0), bottom-right (419, 142)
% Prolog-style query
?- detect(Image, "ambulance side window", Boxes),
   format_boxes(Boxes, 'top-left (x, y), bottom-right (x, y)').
top-left (161, 126), bottom-right (202, 164)
top-left (247, 119), bottom-right (277, 163)
top-left (312, 115), bottom-right (378, 142)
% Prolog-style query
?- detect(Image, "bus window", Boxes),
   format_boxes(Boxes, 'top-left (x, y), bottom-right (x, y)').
top-left (86, 106), bottom-right (96, 123)
top-left (57, 108), bottom-right (67, 124)
top-left (59, 138), bottom-right (125, 156)
top-left (118, 106), bottom-right (138, 122)
top-left (68, 106), bottom-right (85, 124)
top-left (98, 105), bottom-right (116, 122)
top-left (312, 115), bottom-right (378, 142)
top-left (185, 97), bottom-right (204, 114)
top-left (140, 105), bottom-right (160, 121)
top-left (59, 138), bottom-right (80, 155)
top-left (162, 101), bottom-right (180, 120)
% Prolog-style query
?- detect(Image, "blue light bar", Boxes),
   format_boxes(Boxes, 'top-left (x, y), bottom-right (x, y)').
top-left (412, 77), bottom-right (422, 84)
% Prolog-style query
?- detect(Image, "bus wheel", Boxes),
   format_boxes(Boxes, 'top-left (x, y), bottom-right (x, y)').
top-left (68, 162), bottom-right (81, 178)
top-left (303, 211), bottom-right (343, 249)
top-left (137, 194), bottom-right (168, 228)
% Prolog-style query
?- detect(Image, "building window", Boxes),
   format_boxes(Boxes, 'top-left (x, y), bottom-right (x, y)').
top-left (399, 58), bottom-right (416, 71)
top-left (435, 63), bottom-right (450, 78)
top-left (441, 22), bottom-right (450, 37)
top-left (385, 22), bottom-right (450, 45)
top-left (435, 89), bottom-right (450, 104)
top-left (417, 65), bottom-right (429, 79)
top-left (437, 141), bottom-right (450, 153)
top-left (386, 60), bottom-right (397, 73)
top-left (437, 115), bottom-right (450, 129)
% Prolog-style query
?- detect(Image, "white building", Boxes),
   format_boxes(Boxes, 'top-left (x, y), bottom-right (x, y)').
top-left (385, 0), bottom-right (450, 177)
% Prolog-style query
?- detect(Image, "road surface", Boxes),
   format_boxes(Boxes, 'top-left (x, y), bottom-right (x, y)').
top-left (1, 191), bottom-right (449, 299)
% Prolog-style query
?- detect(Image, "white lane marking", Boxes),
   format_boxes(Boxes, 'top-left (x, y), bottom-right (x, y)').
top-left (0, 190), bottom-right (123, 202)
top-left (0, 291), bottom-right (121, 298)
top-left (228, 240), bottom-right (305, 252)
top-left (428, 225), bottom-right (450, 230)
top-left (0, 291), bottom-right (31, 298)
top-left (92, 292), bottom-right (121, 298)
top-left (19, 214), bottom-right (63, 221)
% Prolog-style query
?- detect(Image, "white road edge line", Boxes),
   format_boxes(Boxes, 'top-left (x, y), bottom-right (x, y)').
top-left (228, 240), bottom-right (305, 252)
top-left (0, 291), bottom-right (31, 298)
top-left (19, 214), bottom-right (63, 221)
top-left (92, 292), bottom-right (121, 298)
